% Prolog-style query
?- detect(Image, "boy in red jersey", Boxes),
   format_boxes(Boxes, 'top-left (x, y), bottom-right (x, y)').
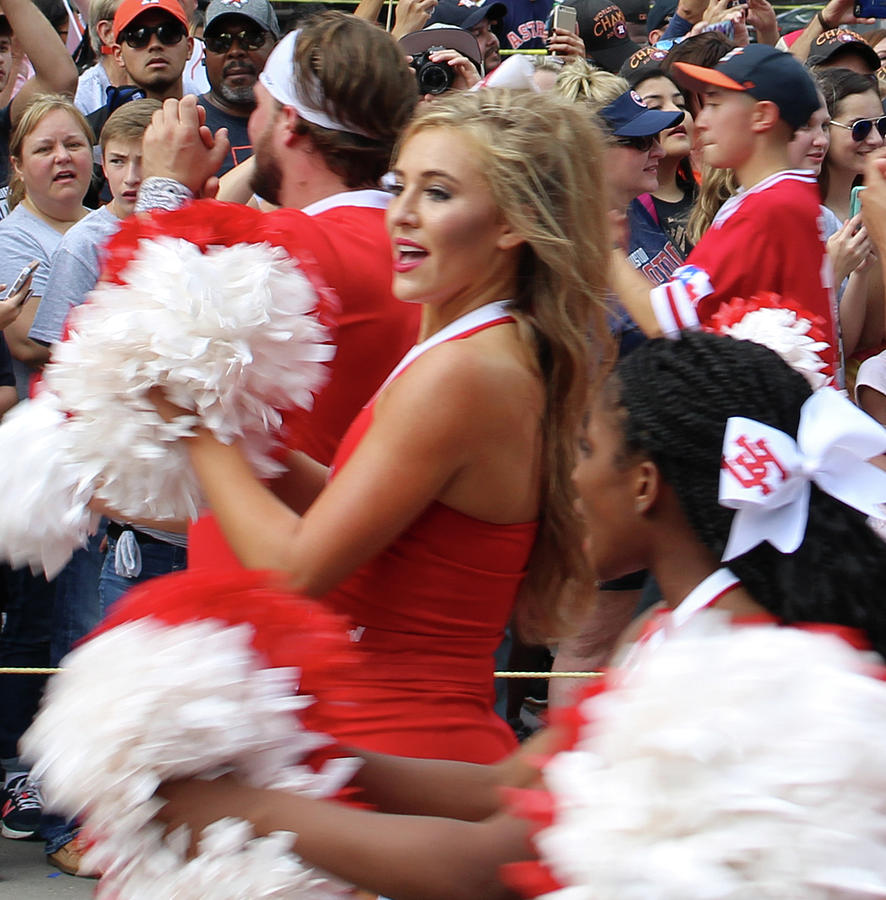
top-left (610, 44), bottom-right (841, 379)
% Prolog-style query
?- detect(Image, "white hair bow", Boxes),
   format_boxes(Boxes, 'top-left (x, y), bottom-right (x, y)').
top-left (719, 387), bottom-right (886, 560)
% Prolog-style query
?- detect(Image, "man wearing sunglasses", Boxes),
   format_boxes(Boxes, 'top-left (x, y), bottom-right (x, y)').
top-left (112, 0), bottom-right (193, 101)
top-left (196, 0), bottom-right (279, 176)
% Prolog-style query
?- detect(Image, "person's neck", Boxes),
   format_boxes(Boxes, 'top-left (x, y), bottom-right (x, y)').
top-left (21, 196), bottom-right (86, 233)
top-left (283, 166), bottom-right (354, 212)
top-left (418, 277), bottom-right (517, 342)
top-left (650, 536), bottom-right (765, 617)
top-left (204, 90), bottom-right (253, 119)
top-left (652, 156), bottom-right (683, 203)
top-left (101, 53), bottom-right (131, 87)
top-left (734, 144), bottom-right (793, 192)
top-left (826, 166), bottom-right (858, 220)
top-left (142, 80), bottom-right (184, 102)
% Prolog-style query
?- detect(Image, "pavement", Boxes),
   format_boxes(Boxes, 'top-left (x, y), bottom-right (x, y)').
top-left (0, 837), bottom-right (96, 899)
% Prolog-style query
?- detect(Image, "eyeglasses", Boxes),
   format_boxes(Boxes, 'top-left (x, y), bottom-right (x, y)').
top-left (614, 134), bottom-right (658, 152)
top-left (119, 21), bottom-right (187, 49)
top-left (203, 28), bottom-right (268, 54)
top-left (829, 116), bottom-right (886, 143)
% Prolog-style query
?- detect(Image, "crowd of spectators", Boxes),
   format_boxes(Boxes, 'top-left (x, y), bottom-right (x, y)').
top-left (1, 0), bottom-right (886, 886)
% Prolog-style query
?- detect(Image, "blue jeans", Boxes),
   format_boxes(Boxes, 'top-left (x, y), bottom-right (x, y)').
top-left (98, 532), bottom-right (187, 618)
top-left (0, 565), bottom-right (55, 760)
top-left (41, 526), bottom-right (108, 853)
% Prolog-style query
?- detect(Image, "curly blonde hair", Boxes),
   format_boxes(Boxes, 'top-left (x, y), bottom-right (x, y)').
top-left (395, 90), bottom-right (613, 640)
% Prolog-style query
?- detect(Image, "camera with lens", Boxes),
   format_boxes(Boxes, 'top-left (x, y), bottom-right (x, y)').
top-left (411, 46), bottom-right (454, 95)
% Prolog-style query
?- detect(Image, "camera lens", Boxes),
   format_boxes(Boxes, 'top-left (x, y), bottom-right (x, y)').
top-left (418, 62), bottom-right (453, 95)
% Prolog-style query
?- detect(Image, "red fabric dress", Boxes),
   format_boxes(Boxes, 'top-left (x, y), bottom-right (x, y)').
top-left (189, 308), bottom-right (537, 763)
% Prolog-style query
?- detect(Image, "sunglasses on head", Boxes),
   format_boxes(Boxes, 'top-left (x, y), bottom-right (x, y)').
top-left (615, 134), bottom-right (657, 152)
top-left (119, 21), bottom-right (186, 49)
top-left (829, 115), bottom-right (886, 143)
top-left (203, 28), bottom-right (268, 54)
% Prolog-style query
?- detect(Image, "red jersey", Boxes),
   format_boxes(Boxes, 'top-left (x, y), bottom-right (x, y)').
top-left (652, 171), bottom-right (840, 375)
top-left (269, 190), bottom-right (420, 466)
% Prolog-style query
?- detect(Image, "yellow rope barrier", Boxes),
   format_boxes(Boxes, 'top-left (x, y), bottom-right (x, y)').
top-left (0, 666), bottom-right (602, 677)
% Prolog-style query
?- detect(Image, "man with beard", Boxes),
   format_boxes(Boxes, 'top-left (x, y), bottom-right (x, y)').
top-left (129, 12), bottom-right (419, 562)
top-left (196, 0), bottom-right (278, 176)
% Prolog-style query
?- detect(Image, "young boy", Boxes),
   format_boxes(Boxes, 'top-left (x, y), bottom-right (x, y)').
top-left (610, 45), bottom-right (840, 378)
top-left (29, 98), bottom-right (161, 347)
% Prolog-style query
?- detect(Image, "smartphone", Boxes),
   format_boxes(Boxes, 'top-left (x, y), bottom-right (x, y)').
top-left (4, 260), bottom-right (39, 306)
top-left (552, 4), bottom-right (577, 34)
top-left (854, 0), bottom-right (886, 16)
top-left (850, 185), bottom-right (866, 219)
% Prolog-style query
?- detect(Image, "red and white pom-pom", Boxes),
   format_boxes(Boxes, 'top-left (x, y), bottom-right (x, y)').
top-left (0, 202), bottom-right (336, 577)
top-left (507, 615), bottom-right (886, 899)
top-left (707, 293), bottom-right (832, 389)
top-left (21, 570), bottom-right (360, 899)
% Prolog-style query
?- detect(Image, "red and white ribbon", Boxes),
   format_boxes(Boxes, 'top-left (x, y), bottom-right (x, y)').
top-left (719, 387), bottom-right (886, 559)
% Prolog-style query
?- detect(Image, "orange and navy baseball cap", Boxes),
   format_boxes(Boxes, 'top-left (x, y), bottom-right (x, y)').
top-left (673, 45), bottom-right (819, 130)
top-left (113, 0), bottom-right (189, 42)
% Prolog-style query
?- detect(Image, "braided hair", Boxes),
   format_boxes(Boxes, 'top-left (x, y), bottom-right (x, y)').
top-left (609, 332), bottom-right (886, 656)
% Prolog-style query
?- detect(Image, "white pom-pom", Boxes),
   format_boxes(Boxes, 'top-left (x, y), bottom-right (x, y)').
top-left (534, 616), bottom-right (886, 899)
top-left (21, 619), bottom-right (357, 899)
top-left (0, 238), bottom-right (334, 575)
top-left (719, 307), bottom-right (830, 389)
top-left (0, 391), bottom-right (99, 577)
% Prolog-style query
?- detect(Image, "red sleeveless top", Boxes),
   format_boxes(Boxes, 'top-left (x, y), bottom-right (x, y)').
top-left (189, 311), bottom-right (537, 763)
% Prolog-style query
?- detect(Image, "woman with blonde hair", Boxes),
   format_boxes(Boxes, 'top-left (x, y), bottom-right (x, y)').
top-left (153, 88), bottom-right (612, 763)
top-left (0, 94), bottom-right (93, 389)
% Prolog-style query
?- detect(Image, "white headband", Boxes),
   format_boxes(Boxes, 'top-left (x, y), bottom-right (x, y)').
top-left (718, 386), bottom-right (886, 560)
top-left (258, 30), bottom-right (375, 139)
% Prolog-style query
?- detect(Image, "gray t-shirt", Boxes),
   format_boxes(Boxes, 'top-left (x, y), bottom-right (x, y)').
top-left (30, 205), bottom-right (120, 345)
top-left (0, 203), bottom-right (65, 396)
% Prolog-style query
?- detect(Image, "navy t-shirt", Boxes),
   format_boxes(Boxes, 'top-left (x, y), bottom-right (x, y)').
top-left (196, 95), bottom-right (252, 177)
top-left (497, 0), bottom-right (554, 49)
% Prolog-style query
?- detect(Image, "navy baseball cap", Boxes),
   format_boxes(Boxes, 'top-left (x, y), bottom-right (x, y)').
top-left (673, 44), bottom-right (819, 130)
top-left (427, 0), bottom-right (507, 30)
top-left (806, 27), bottom-right (880, 72)
top-left (601, 88), bottom-right (684, 136)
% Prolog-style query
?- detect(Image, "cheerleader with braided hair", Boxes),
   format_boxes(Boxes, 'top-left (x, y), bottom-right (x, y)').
top-left (151, 332), bottom-right (886, 900)
top-left (580, 330), bottom-right (886, 655)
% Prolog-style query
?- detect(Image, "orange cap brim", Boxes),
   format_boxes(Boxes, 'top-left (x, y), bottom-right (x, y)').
top-left (672, 61), bottom-right (747, 94)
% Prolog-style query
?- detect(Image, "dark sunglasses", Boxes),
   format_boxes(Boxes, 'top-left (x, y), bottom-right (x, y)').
top-left (204, 28), bottom-right (268, 53)
top-left (120, 21), bottom-right (186, 49)
top-left (829, 115), bottom-right (886, 143)
top-left (615, 134), bottom-right (657, 152)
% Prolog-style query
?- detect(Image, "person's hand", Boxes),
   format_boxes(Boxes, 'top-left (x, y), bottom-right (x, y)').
top-left (0, 265), bottom-right (36, 330)
top-left (147, 385), bottom-right (193, 425)
top-left (827, 214), bottom-right (873, 283)
top-left (391, 0), bottom-right (438, 39)
top-left (676, 0), bottom-right (710, 25)
top-left (863, 151), bottom-right (886, 257)
top-left (820, 0), bottom-right (875, 27)
top-left (546, 26), bottom-right (586, 58)
top-left (142, 96), bottom-right (231, 195)
top-left (156, 775), bottom-right (269, 858)
top-left (414, 48), bottom-right (481, 98)
top-left (703, 0), bottom-right (747, 25)
top-left (746, 0), bottom-right (778, 44)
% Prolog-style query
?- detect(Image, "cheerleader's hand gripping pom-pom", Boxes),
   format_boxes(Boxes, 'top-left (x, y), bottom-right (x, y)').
top-left (0, 201), bottom-right (336, 577)
top-left (504, 615), bottom-right (886, 899)
top-left (21, 569), bottom-right (361, 899)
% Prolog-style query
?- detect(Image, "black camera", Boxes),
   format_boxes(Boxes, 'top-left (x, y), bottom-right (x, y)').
top-left (411, 46), bottom-right (454, 95)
